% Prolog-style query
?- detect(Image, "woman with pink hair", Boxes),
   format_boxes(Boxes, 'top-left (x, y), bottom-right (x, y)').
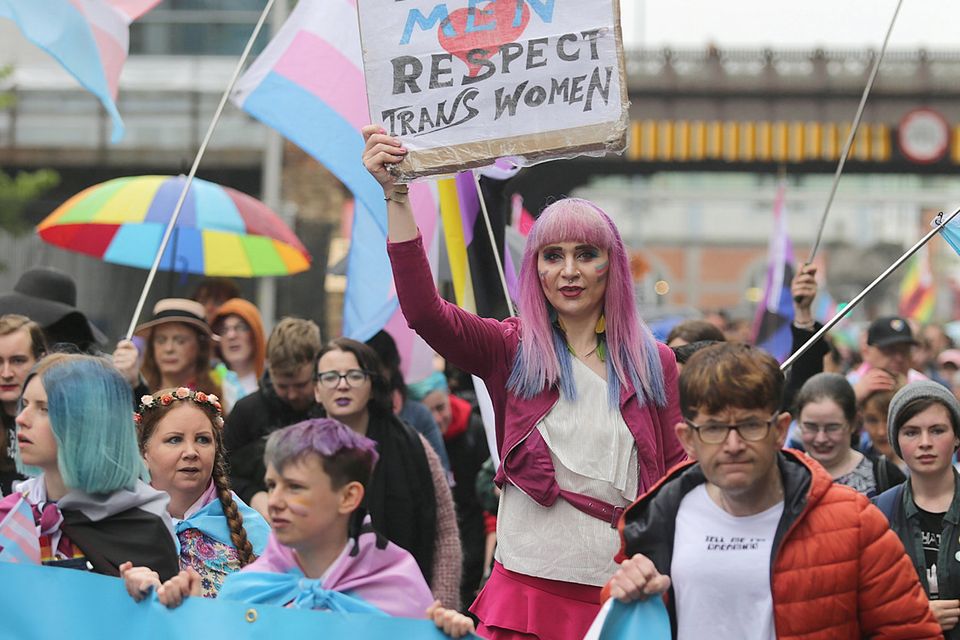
top-left (363, 128), bottom-right (684, 640)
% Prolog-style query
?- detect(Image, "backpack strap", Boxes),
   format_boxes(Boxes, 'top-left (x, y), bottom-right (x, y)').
top-left (875, 455), bottom-right (890, 493)
top-left (873, 483), bottom-right (904, 523)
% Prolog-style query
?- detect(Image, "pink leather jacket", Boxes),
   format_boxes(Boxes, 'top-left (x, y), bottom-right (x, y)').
top-left (388, 236), bottom-right (685, 517)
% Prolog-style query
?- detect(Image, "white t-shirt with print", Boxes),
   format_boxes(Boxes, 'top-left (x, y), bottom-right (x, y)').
top-left (672, 484), bottom-right (783, 640)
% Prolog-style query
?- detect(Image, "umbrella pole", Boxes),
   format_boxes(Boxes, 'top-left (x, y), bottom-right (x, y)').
top-left (167, 227), bottom-right (179, 298)
top-left (124, 0), bottom-right (278, 340)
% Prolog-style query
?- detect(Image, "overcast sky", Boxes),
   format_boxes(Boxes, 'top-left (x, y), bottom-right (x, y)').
top-left (621, 1), bottom-right (958, 49)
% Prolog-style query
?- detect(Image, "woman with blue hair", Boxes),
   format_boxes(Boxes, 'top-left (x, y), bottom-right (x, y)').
top-left (0, 353), bottom-right (179, 579)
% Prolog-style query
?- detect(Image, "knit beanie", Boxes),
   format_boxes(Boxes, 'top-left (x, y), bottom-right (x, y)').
top-left (886, 380), bottom-right (960, 458)
top-left (406, 371), bottom-right (448, 402)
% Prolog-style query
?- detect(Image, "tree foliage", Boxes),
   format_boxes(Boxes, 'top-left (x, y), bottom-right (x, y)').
top-left (0, 169), bottom-right (61, 236)
top-left (0, 65), bottom-right (12, 109)
top-left (0, 66), bottom-right (61, 237)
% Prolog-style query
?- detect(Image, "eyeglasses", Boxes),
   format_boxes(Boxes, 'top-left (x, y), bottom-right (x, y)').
top-left (798, 422), bottom-right (848, 436)
top-left (684, 413), bottom-right (778, 444)
top-left (315, 369), bottom-right (371, 389)
top-left (218, 321), bottom-right (251, 336)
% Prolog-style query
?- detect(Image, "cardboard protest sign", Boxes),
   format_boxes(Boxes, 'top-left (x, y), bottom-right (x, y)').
top-left (357, 0), bottom-right (629, 181)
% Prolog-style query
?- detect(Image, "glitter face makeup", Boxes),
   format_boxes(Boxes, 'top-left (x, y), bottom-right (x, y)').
top-left (537, 242), bottom-right (609, 323)
top-left (264, 455), bottom-right (352, 551)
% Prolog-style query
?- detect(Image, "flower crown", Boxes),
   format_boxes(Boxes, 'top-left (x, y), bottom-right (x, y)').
top-left (135, 387), bottom-right (224, 428)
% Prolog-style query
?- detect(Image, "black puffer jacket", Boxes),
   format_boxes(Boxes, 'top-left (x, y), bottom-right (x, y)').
top-left (223, 371), bottom-right (322, 503)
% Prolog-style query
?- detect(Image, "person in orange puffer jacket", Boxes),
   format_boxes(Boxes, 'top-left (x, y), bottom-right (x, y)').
top-left (600, 342), bottom-right (939, 639)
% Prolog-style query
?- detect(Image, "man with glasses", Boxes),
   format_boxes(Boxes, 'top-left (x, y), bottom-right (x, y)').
top-left (224, 317), bottom-right (323, 517)
top-left (601, 342), bottom-right (938, 638)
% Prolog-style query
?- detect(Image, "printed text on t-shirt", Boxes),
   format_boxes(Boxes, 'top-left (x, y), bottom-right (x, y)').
top-left (705, 536), bottom-right (765, 551)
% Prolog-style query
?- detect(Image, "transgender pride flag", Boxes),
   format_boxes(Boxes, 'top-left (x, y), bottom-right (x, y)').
top-left (0, 0), bottom-right (159, 142)
top-left (0, 496), bottom-right (40, 565)
top-left (231, 0), bottom-right (439, 383)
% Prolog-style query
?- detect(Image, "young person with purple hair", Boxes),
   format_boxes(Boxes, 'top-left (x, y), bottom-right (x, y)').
top-left (125, 419), bottom-right (474, 637)
top-left (363, 127), bottom-right (685, 640)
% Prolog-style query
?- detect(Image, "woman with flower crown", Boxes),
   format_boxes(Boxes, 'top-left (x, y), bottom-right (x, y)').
top-left (363, 127), bottom-right (685, 640)
top-left (121, 386), bottom-right (269, 598)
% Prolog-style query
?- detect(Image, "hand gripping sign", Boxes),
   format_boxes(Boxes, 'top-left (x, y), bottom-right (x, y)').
top-left (358, 0), bottom-right (629, 181)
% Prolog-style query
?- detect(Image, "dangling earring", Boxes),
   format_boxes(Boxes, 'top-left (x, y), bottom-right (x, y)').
top-left (595, 314), bottom-right (606, 334)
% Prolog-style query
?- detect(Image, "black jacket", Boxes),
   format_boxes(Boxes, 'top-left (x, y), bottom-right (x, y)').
top-left (364, 412), bottom-right (438, 584)
top-left (223, 371), bottom-right (322, 503)
top-left (0, 411), bottom-right (24, 496)
top-left (782, 321), bottom-right (830, 412)
top-left (445, 400), bottom-right (490, 605)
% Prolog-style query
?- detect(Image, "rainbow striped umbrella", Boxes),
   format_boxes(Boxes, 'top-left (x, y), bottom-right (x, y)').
top-left (37, 175), bottom-right (311, 277)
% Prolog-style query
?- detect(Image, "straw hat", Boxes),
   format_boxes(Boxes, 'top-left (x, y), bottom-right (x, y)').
top-left (134, 298), bottom-right (214, 339)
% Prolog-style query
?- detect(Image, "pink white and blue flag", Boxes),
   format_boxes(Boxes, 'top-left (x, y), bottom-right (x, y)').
top-left (0, 0), bottom-right (159, 142)
top-left (231, 0), bottom-right (439, 382)
top-left (0, 496), bottom-right (40, 565)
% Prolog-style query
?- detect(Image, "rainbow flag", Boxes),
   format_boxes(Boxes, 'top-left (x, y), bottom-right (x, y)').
top-left (899, 248), bottom-right (935, 323)
top-left (230, 0), bottom-right (439, 383)
top-left (0, 0), bottom-right (159, 142)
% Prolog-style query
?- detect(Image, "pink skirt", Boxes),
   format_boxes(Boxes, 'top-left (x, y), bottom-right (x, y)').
top-left (469, 562), bottom-right (602, 640)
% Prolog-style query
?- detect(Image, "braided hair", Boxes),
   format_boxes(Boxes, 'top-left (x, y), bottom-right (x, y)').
top-left (136, 387), bottom-right (256, 567)
top-left (210, 439), bottom-right (256, 566)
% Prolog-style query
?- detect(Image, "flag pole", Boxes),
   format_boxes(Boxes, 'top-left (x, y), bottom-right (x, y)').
top-left (472, 170), bottom-right (517, 317)
top-left (805, 0), bottom-right (902, 264)
top-left (781, 206), bottom-right (960, 372)
top-left (124, 0), bottom-right (277, 340)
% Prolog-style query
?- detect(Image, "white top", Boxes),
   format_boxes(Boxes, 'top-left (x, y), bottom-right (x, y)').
top-left (222, 370), bottom-right (259, 414)
top-left (672, 485), bottom-right (783, 640)
top-left (496, 358), bottom-right (638, 586)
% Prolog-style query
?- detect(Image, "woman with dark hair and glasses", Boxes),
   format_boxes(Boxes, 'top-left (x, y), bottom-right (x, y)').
top-left (795, 373), bottom-right (905, 498)
top-left (313, 337), bottom-right (461, 611)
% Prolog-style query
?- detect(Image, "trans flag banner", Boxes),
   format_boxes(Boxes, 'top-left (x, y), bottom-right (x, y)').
top-left (230, 0), bottom-right (439, 383)
top-left (0, 562), bottom-right (477, 640)
top-left (0, 0), bottom-right (160, 142)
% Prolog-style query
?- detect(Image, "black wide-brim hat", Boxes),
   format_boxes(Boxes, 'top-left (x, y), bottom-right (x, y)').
top-left (0, 267), bottom-right (107, 345)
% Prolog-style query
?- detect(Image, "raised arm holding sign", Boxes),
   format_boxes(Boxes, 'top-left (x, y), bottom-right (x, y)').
top-left (363, 123), bottom-right (685, 640)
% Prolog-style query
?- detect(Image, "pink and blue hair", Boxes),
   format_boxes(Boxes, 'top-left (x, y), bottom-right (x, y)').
top-left (506, 198), bottom-right (667, 408)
